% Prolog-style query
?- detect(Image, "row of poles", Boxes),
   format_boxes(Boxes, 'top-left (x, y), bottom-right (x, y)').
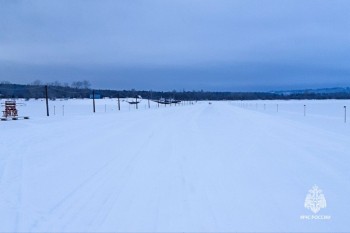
top-left (45, 86), bottom-right (194, 116)
top-left (238, 102), bottom-right (347, 123)
top-left (91, 91), bottom-right (193, 113)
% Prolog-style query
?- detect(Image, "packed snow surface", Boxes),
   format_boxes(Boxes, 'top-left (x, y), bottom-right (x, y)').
top-left (0, 99), bottom-right (349, 232)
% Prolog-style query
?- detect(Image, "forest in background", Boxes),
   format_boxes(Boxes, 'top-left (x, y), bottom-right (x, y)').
top-left (1, 80), bottom-right (350, 100)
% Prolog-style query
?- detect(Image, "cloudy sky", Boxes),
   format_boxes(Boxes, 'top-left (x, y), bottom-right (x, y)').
top-left (1, 0), bottom-right (350, 91)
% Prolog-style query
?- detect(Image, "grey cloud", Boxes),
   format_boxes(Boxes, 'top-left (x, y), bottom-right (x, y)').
top-left (1, 0), bottom-right (350, 90)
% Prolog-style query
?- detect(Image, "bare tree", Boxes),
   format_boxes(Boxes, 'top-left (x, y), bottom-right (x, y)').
top-left (82, 80), bottom-right (91, 89)
top-left (31, 80), bottom-right (42, 86)
top-left (71, 81), bottom-right (83, 89)
top-left (52, 81), bottom-right (62, 87)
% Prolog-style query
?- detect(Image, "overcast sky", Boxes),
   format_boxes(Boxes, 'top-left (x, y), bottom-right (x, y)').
top-left (1, 0), bottom-right (350, 91)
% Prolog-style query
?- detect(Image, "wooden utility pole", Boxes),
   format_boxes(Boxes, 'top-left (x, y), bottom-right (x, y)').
top-left (45, 85), bottom-right (49, 116)
top-left (345, 106), bottom-right (347, 123)
top-left (117, 94), bottom-right (120, 111)
top-left (92, 90), bottom-right (96, 113)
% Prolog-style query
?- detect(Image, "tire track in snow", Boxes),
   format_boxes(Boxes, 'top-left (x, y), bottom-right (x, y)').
top-left (30, 111), bottom-right (163, 232)
top-left (0, 134), bottom-right (34, 232)
top-left (96, 105), bottom-right (203, 231)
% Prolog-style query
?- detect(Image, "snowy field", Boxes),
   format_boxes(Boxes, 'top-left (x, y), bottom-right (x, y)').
top-left (0, 99), bottom-right (350, 232)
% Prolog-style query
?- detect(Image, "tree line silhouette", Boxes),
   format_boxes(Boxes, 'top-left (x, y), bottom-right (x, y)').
top-left (1, 81), bottom-right (350, 100)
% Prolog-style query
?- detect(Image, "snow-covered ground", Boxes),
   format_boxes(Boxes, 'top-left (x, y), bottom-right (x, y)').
top-left (0, 99), bottom-right (349, 232)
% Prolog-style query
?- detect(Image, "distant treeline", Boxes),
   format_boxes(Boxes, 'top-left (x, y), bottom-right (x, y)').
top-left (1, 82), bottom-right (350, 100)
